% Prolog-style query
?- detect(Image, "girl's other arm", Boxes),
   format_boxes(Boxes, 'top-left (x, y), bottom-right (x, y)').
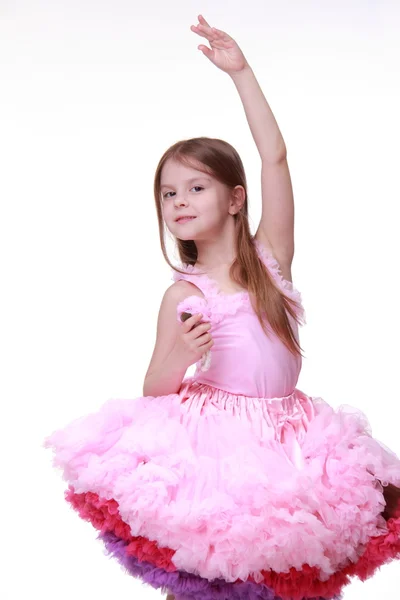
top-left (191, 15), bottom-right (294, 270)
top-left (231, 65), bottom-right (295, 270)
top-left (142, 281), bottom-right (203, 397)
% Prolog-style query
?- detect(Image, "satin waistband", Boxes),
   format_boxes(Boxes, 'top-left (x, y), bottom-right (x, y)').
top-left (178, 376), bottom-right (305, 410)
top-left (177, 377), bottom-right (315, 470)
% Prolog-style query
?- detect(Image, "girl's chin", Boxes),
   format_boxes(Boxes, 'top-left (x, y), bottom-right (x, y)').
top-left (176, 236), bottom-right (196, 242)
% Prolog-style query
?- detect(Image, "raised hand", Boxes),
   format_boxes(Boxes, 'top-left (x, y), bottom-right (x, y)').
top-left (190, 15), bottom-right (249, 75)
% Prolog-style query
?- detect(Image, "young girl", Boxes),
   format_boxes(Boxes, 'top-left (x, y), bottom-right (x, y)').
top-left (43, 14), bottom-right (400, 600)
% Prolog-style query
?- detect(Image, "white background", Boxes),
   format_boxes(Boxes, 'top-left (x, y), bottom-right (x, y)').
top-left (1, 1), bottom-right (399, 598)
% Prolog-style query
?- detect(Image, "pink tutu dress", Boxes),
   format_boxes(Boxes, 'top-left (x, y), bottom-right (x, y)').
top-left (43, 238), bottom-right (400, 600)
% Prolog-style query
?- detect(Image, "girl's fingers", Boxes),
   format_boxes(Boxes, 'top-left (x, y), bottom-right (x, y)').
top-left (191, 24), bottom-right (221, 44)
top-left (193, 23), bottom-right (214, 37)
top-left (197, 16), bottom-right (230, 41)
top-left (190, 24), bottom-right (208, 38)
top-left (197, 16), bottom-right (224, 36)
top-left (198, 14), bottom-right (211, 28)
top-left (194, 16), bottom-right (217, 34)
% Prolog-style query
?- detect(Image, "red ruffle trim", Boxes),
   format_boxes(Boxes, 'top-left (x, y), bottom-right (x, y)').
top-left (64, 486), bottom-right (400, 600)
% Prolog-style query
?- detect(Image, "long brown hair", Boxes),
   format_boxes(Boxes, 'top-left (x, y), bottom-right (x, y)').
top-left (153, 136), bottom-right (305, 358)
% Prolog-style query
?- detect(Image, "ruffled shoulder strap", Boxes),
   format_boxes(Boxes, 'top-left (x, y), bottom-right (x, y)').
top-left (253, 238), bottom-right (306, 324)
top-left (170, 264), bottom-right (216, 329)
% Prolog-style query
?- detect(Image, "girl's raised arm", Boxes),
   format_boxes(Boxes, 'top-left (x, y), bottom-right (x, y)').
top-left (191, 15), bottom-right (294, 279)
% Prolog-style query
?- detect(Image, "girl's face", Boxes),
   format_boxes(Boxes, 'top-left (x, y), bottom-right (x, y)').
top-left (160, 160), bottom-right (231, 240)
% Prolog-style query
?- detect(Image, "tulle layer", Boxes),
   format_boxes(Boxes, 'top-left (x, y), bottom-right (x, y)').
top-left (98, 530), bottom-right (343, 600)
top-left (65, 486), bottom-right (400, 600)
top-left (43, 378), bottom-right (400, 583)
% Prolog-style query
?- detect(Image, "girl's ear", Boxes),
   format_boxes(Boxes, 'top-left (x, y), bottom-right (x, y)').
top-left (229, 185), bottom-right (245, 214)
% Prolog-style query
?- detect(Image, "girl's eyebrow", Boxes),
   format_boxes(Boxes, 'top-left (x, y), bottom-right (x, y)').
top-left (160, 176), bottom-right (211, 189)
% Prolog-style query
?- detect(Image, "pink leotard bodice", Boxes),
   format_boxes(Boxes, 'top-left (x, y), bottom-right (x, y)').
top-left (171, 239), bottom-right (306, 399)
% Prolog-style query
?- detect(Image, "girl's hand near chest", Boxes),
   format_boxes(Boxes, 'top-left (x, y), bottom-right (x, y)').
top-left (191, 14), bottom-right (249, 75)
top-left (174, 313), bottom-right (214, 370)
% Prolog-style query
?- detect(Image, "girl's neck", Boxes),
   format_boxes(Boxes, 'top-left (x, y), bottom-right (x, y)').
top-left (194, 259), bottom-right (234, 272)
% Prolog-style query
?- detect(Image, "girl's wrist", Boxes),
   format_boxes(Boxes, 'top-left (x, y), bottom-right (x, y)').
top-left (229, 63), bottom-right (253, 81)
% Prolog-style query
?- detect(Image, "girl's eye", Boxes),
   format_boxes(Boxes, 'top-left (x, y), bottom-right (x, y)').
top-left (163, 186), bottom-right (203, 199)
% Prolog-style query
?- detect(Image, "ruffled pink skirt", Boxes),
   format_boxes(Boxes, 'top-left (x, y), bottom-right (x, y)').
top-left (43, 377), bottom-right (400, 599)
